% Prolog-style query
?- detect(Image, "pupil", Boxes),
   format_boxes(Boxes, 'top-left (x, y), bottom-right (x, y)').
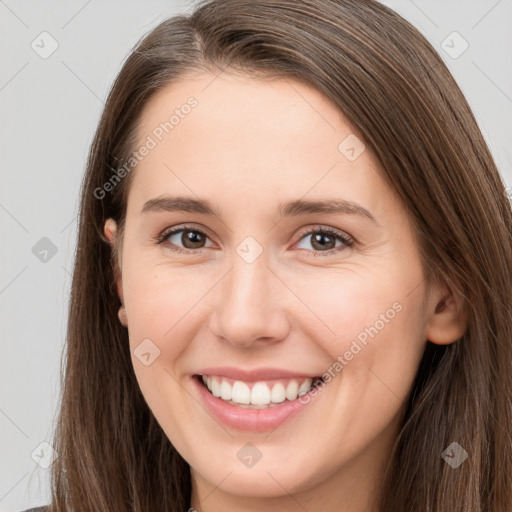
top-left (184, 230), bottom-right (204, 248)
top-left (313, 233), bottom-right (334, 250)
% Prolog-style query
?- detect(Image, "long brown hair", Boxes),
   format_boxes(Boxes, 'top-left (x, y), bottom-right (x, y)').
top-left (48, 1), bottom-right (512, 510)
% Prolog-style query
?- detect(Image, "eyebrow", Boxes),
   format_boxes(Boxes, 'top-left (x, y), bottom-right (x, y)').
top-left (141, 195), bottom-right (378, 224)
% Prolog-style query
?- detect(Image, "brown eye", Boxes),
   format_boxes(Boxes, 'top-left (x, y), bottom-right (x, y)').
top-left (179, 229), bottom-right (207, 249)
top-left (309, 232), bottom-right (336, 251)
top-left (158, 225), bottom-right (213, 253)
top-left (157, 224), bottom-right (353, 256)
top-left (295, 227), bottom-right (354, 256)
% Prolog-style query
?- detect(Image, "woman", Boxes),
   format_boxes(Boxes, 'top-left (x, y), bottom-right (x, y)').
top-left (24, 0), bottom-right (512, 510)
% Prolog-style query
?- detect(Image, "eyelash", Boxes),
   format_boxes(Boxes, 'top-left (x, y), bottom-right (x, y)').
top-left (156, 224), bottom-right (354, 257)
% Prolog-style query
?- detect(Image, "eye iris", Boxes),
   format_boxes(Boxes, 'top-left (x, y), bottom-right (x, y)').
top-left (183, 230), bottom-right (205, 249)
top-left (311, 232), bottom-right (335, 251)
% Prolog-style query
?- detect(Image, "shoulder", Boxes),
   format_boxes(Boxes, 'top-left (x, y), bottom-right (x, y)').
top-left (19, 507), bottom-right (49, 512)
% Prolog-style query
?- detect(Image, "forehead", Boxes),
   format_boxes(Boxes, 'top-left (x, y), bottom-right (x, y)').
top-left (128, 71), bottom-right (400, 219)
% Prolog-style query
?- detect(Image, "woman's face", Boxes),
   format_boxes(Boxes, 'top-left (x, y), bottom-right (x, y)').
top-left (105, 72), bottom-right (462, 508)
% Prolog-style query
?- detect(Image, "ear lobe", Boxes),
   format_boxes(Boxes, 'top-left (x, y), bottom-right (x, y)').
top-left (103, 218), bottom-right (124, 305)
top-left (425, 287), bottom-right (468, 345)
top-left (118, 304), bottom-right (128, 327)
top-left (104, 218), bottom-right (117, 243)
top-left (113, 262), bottom-right (124, 305)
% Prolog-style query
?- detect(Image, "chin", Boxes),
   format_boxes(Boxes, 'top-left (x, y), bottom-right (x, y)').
top-left (193, 455), bottom-right (321, 498)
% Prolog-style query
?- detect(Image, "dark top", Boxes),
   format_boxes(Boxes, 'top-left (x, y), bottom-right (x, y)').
top-left (20, 507), bottom-right (49, 512)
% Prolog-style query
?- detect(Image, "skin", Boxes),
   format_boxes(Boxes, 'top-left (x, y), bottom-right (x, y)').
top-left (103, 71), bottom-right (467, 512)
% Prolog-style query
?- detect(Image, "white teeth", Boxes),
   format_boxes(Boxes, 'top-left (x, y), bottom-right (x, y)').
top-left (251, 382), bottom-right (271, 405)
top-left (270, 382), bottom-right (286, 403)
top-left (285, 380), bottom-right (299, 401)
top-left (201, 375), bottom-right (318, 406)
top-left (232, 381), bottom-right (251, 404)
top-left (210, 377), bottom-right (221, 398)
top-left (220, 380), bottom-right (232, 400)
top-left (298, 378), bottom-right (312, 397)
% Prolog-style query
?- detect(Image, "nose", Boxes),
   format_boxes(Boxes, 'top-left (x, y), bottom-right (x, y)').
top-left (209, 251), bottom-right (291, 349)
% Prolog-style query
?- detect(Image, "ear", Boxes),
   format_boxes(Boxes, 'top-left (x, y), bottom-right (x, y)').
top-left (425, 281), bottom-right (467, 345)
top-left (103, 218), bottom-right (124, 306)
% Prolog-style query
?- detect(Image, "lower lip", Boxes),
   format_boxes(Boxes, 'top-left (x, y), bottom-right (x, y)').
top-left (192, 375), bottom-right (322, 432)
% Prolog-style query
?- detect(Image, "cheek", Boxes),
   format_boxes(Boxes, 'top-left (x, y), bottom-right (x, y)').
top-left (123, 263), bottom-right (191, 340)
top-left (122, 262), bottom-right (198, 439)
top-left (289, 264), bottom-right (419, 346)
top-left (290, 264), bottom-right (427, 397)
top-left (122, 262), bottom-right (216, 386)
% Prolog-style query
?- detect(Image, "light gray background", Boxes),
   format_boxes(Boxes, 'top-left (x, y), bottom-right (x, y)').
top-left (1, 1), bottom-right (511, 510)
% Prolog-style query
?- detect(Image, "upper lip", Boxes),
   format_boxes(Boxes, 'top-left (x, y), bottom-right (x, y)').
top-left (196, 367), bottom-right (321, 382)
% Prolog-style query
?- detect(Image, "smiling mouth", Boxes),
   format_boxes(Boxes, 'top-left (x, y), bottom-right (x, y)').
top-left (195, 374), bottom-right (325, 409)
